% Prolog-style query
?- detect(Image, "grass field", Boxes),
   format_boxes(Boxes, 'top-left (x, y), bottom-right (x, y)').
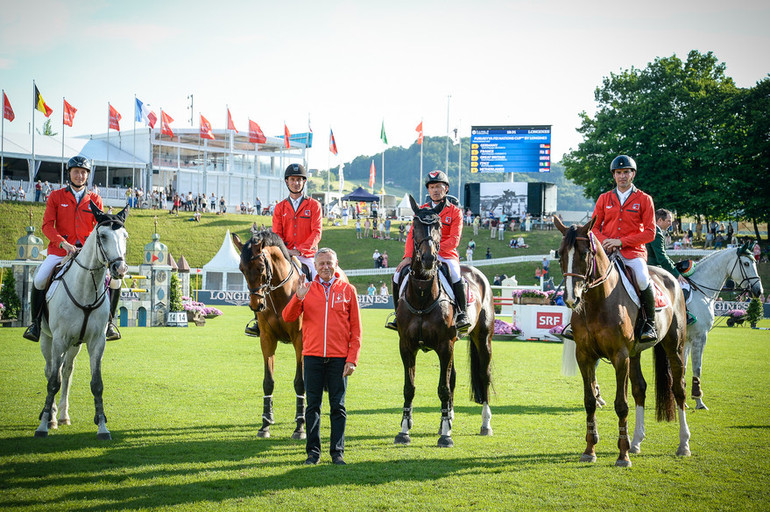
top-left (1, 307), bottom-right (769, 511)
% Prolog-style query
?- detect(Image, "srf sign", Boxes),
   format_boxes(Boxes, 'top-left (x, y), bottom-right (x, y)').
top-left (536, 312), bottom-right (562, 329)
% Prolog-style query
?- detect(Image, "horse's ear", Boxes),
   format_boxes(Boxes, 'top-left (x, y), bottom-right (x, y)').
top-left (554, 216), bottom-right (567, 234)
top-left (232, 233), bottom-right (244, 252)
top-left (408, 194), bottom-right (420, 214)
top-left (89, 201), bottom-right (106, 223)
top-left (115, 204), bottom-right (129, 224)
top-left (585, 216), bottom-right (597, 232)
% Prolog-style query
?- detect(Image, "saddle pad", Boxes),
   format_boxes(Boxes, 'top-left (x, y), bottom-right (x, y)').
top-left (616, 262), bottom-right (669, 310)
top-left (400, 273), bottom-right (475, 304)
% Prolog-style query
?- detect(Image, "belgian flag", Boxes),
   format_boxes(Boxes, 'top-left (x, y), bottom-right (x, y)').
top-left (34, 85), bottom-right (53, 117)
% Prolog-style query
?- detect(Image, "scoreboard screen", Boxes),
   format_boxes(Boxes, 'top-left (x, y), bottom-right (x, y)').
top-left (470, 125), bottom-right (551, 173)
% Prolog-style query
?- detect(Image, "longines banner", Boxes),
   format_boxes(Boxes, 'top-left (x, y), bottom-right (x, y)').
top-left (196, 290), bottom-right (393, 309)
top-left (713, 301), bottom-right (770, 318)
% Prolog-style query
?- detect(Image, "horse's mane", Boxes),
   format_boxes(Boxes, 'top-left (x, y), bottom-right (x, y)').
top-left (241, 230), bottom-right (291, 262)
top-left (563, 225), bottom-right (579, 248)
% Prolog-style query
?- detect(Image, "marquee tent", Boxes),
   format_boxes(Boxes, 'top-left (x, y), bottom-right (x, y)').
top-left (202, 230), bottom-right (245, 291)
top-left (342, 186), bottom-right (380, 202)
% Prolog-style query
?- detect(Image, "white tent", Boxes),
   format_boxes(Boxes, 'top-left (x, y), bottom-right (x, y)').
top-left (202, 230), bottom-right (246, 291)
top-left (396, 193), bottom-right (413, 219)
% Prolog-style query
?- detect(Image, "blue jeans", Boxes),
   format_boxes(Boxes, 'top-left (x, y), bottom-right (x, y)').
top-left (303, 356), bottom-right (347, 460)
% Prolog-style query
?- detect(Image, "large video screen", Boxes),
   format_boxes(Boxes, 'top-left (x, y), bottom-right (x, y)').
top-left (470, 125), bottom-right (551, 173)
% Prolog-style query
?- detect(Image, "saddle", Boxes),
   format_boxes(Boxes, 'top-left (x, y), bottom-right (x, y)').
top-left (614, 258), bottom-right (668, 310)
top-left (290, 256), bottom-right (312, 282)
top-left (396, 263), bottom-right (475, 305)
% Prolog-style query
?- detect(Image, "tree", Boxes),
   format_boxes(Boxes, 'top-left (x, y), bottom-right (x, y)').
top-left (169, 273), bottom-right (183, 312)
top-left (0, 268), bottom-right (22, 319)
top-left (746, 297), bottom-right (763, 328)
top-left (36, 118), bottom-right (58, 137)
top-left (563, 51), bottom-right (739, 219)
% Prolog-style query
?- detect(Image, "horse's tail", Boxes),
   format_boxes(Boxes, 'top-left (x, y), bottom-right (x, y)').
top-left (468, 336), bottom-right (490, 404)
top-left (654, 343), bottom-right (676, 422)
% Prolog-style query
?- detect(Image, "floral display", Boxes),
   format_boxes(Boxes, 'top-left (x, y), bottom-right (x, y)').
top-left (182, 297), bottom-right (223, 318)
top-left (727, 309), bottom-right (746, 319)
top-left (494, 319), bottom-right (521, 335)
top-left (549, 324), bottom-right (565, 335)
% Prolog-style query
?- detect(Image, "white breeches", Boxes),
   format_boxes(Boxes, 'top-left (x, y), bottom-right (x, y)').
top-left (393, 256), bottom-right (461, 284)
top-left (299, 255), bottom-right (317, 280)
top-left (619, 255), bottom-right (651, 290)
top-left (33, 255), bottom-right (64, 290)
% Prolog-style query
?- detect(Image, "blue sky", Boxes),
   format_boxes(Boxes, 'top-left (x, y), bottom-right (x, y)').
top-left (1, 0), bottom-right (767, 171)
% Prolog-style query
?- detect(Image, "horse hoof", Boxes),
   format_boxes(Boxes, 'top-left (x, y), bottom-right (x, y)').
top-left (48, 421), bottom-right (58, 430)
top-left (59, 418), bottom-right (71, 426)
top-left (615, 459), bottom-right (632, 468)
top-left (579, 453), bottom-right (596, 463)
top-left (676, 447), bottom-right (691, 457)
top-left (292, 431), bottom-right (306, 440)
top-left (257, 429), bottom-right (271, 439)
top-left (629, 445), bottom-right (641, 454)
top-left (695, 402), bottom-right (709, 411)
top-left (596, 397), bottom-right (606, 408)
top-left (479, 427), bottom-right (493, 436)
top-left (34, 430), bottom-right (48, 438)
top-left (394, 433), bottom-right (411, 445)
top-left (97, 432), bottom-right (112, 441)
top-left (437, 435), bottom-right (454, 448)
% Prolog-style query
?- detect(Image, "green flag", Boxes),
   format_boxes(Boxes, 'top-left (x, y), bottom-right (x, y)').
top-left (380, 120), bottom-right (387, 145)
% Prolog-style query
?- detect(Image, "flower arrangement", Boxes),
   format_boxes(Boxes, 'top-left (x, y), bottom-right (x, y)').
top-left (494, 319), bottom-right (521, 335)
top-left (549, 324), bottom-right (565, 335)
top-left (182, 297), bottom-right (223, 318)
top-left (0, 302), bottom-right (4, 319)
top-left (727, 309), bottom-right (746, 319)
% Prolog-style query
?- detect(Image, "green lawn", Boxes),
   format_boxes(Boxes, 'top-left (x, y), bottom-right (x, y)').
top-left (1, 307), bottom-right (769, 511)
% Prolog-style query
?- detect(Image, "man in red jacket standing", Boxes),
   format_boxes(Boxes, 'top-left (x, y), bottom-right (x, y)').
top-left (387, 170), bottom-right (470, 332)
top-left (283, 248), bottom-right (361, 466)
top-left (591, 155), bottom-right (658, 342)
top-left (23, 156), bottom-right (122, 342)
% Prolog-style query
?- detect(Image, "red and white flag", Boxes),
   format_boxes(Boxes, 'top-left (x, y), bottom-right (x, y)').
top-left (369, 160), bottom-right (375, 188)
top-left (249, 119), bottom-right (266, 143)
top-left (416, 121), bottom-right (423, 145)
top-left (227, 108), bottom-right (238, 133)
top-left (161, 111), bottom-right (174, 137)
top-left (3, 92), bottom-right (14, 122)
top-left (147, 110), bottom-right (158, 129)
top-left (108, 104), bottom-right (122, 131)
top-left (200, 114), bottom-right (215, 140)
top-left (329, 128), bottom-right (338, 155)
top-left (284, 123), bottom-right (290, 149)
top-left (63, 99), bottom-right (77, 127)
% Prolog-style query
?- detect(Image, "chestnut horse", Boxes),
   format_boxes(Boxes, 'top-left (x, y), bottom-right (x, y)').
top-left (233, 230), bottom-right (305, 440)
top-left (555, 217), bottom-right (691, 466)
top-left (394, 195), bottom-right (495, 448)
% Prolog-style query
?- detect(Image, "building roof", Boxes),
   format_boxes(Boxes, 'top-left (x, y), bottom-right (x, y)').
top-left (1, 131), bottom-right (147, 167)
top-left (202, 230), bottom-right (241, 272)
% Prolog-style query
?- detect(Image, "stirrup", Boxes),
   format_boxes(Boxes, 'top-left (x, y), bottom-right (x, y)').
top-left (385, 312), bottom-right (398, 331)
top-left (105, 322), bottom-right (121, 341)
top-left (23, 323), bottom-right (41, 342)
top-left (455, 313), bottom-right (471, 333)
top-left (245, 318), bottom-right (260, 337)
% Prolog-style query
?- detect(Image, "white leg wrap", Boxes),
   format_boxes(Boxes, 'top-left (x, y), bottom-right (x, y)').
top-left (630, 405), bottom-right (645, 453)
top-left (481, 402), bottom-right (492, 430)
top-left (36, 412), bottom-right (50, 435)
top-left (400, 417), bottom-right (411, 434)
top-left (677, 407), bottom-right (691, 456)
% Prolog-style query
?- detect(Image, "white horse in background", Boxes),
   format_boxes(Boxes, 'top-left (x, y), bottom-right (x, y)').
top-left (35, 202), bottom-right (129, 440)
top-left (682, 242), bottom-right (763, 410)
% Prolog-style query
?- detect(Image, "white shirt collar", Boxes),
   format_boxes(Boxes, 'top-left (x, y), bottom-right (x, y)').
top-left (289, 195), bottom-right (304, 210)
top-left (615, 187), bottom-right (633, 205)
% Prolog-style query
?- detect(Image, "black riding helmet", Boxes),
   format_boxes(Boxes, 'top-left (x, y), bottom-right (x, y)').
top-left (425, 170), bottom-right (449, 188)
top-left (67, 155), bottom-right (92, 172)
top-left (284, 163), bottom-right (308, 180)
top-left (610, 155), bottom-right (637, 172)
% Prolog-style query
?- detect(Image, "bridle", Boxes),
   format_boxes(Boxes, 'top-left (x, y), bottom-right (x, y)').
top-left (411, 212), bottom-right (441, 279)
top-left (243, 241), bottom-right (296, 313)
top-left (688, 250), bottom-right (761, 300)
top-left (561, 233), bottom-right (614, 291)
top-left (404, 212), bottom-right (447, 317)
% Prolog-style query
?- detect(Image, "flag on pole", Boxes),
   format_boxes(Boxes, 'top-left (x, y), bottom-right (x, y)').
top-left (380, 120), bottom-right (387, 145)
top-left (135, 97), bottom-right (154, 125)
top-left (200, 114), bottom-right (215, 140)
top-left (108, 104), bottom-right (122, 131)
top-left (63, 99), bottom-right (76, 127)
top-left (248, 119), bottom-right (266, 143)
top-left (329, 129), bottom-right (338, 155)
top-left (34, 85), bottom-right (53, 117)
top-left (416, 121), bottom-right (423, 144)
top-left (284, 123), bottom-right (290, 149)
top-left (147, 110), bottom-right (158, 128)
top-left (369, 160), bottom-right (375, 188)
top-left (3, 92), bottom-right (14, 122)
top-left (227, 108), bottom-right (238, 132)
top-left (161, 111), bottom-right (174, 137)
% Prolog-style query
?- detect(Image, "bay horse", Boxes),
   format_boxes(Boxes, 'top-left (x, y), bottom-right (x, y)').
top-left (394, 195), bottom-right (495, 448)
top-left (554, 216), bottom-right (690, 466)
top-left (681, 242), bottom-right (763, 409)
top-left (233, 229), bottom-right (306, 440)
top-left (35, 202), bottom-right (129, 440)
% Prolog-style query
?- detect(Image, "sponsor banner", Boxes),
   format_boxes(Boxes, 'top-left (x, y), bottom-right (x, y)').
top-left (714, 301), bottom-right (770, 318)
top-left (196, 290), bottom-right (393, 309)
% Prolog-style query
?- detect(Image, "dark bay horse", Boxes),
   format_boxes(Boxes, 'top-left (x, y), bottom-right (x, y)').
top-left (555, 217), bottom-right (691, 466)
top-left (394, 195), bottom-right (495, 448)
top-left (233, 229), bottom-right (305, 440)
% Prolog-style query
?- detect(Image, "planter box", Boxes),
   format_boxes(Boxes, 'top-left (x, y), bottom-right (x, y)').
top-left (521, 297), bottom-right (547, 305)
top-left (167, 311), bottom-right (188, 327)
top-left (492, 334), bottom-right (521, 341)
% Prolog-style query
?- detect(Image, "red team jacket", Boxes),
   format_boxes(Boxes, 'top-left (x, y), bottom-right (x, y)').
top-left (272, 196), bottom-right (322, 258)
top-left (403, 199), bottom-right (463, 260)
top-left (282, 273), bottom-right (362, 366)
top-left (591, 186), bottom-right (656, 259)
top-left (42, 187), bottom-right (104, 257)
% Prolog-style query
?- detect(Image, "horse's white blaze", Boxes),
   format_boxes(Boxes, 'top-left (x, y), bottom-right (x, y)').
top-left (481, 402), bottom-right (492, 430)
top-left (631, 405), bottom-right (646, 452)
top-left (565, 247), bottom-right (576, 304)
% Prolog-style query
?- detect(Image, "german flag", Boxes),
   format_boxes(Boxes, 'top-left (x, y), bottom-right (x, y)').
top-left (34, 85), bottom-right (53, 117)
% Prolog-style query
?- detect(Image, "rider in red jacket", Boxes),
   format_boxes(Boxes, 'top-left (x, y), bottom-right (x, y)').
top-left (24, 156), bottom-right (122, 342)
top-left (387, 170), bottom-right (470, 333)
top-left (591, 155), bottom-right (657, 343)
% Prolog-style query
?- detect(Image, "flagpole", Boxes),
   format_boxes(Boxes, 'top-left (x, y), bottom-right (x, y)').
top-left (457, 123), bottom-right (462, 206)
top-left (106, 102), bottom-right (111, 190)
top-left (133, 94), bottom-right (137, 190)
top-left (445, 94), bottom-right (451, 173)
top-left (1, 90), bottom-right (5, 189)
top-left (419, 118), bottom-right (423, 202)
top-left (32, 80), bottom-right (36, 186)
top-left (326, 127), bottom-right (330, 196)
top-left (61, 97), bottom-right (65, 185)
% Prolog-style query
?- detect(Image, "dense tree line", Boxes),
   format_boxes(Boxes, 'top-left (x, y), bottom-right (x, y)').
top-left (563, 50), bottom-right (769, 242)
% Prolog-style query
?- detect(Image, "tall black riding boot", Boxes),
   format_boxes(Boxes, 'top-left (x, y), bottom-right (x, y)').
top-left (639, 285), bottom-right (658, 342)
top-left (105, 286), bottom-right (122, 341)
top-left (385, 277), bottom-right (400, 331)
top-left (452, 280), bottom-right (471, 333)
top-left (23, 287), bottom-right (46, 342)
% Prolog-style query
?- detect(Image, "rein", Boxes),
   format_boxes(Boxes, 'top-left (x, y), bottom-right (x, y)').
top-left (688, 253), bottom-right (760, 299)
top-left (245, 245), bottom-right (297, 315)
top-left (563, 235), bottom-right (614, 289)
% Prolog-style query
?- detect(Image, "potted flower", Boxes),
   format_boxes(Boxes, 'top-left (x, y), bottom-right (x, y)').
top-left (493, 319), bottom-right (521, 340)
top-left (520, 289), bottom-right (548, 305)
top-left (725, 309), bottom-right (746, 327)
